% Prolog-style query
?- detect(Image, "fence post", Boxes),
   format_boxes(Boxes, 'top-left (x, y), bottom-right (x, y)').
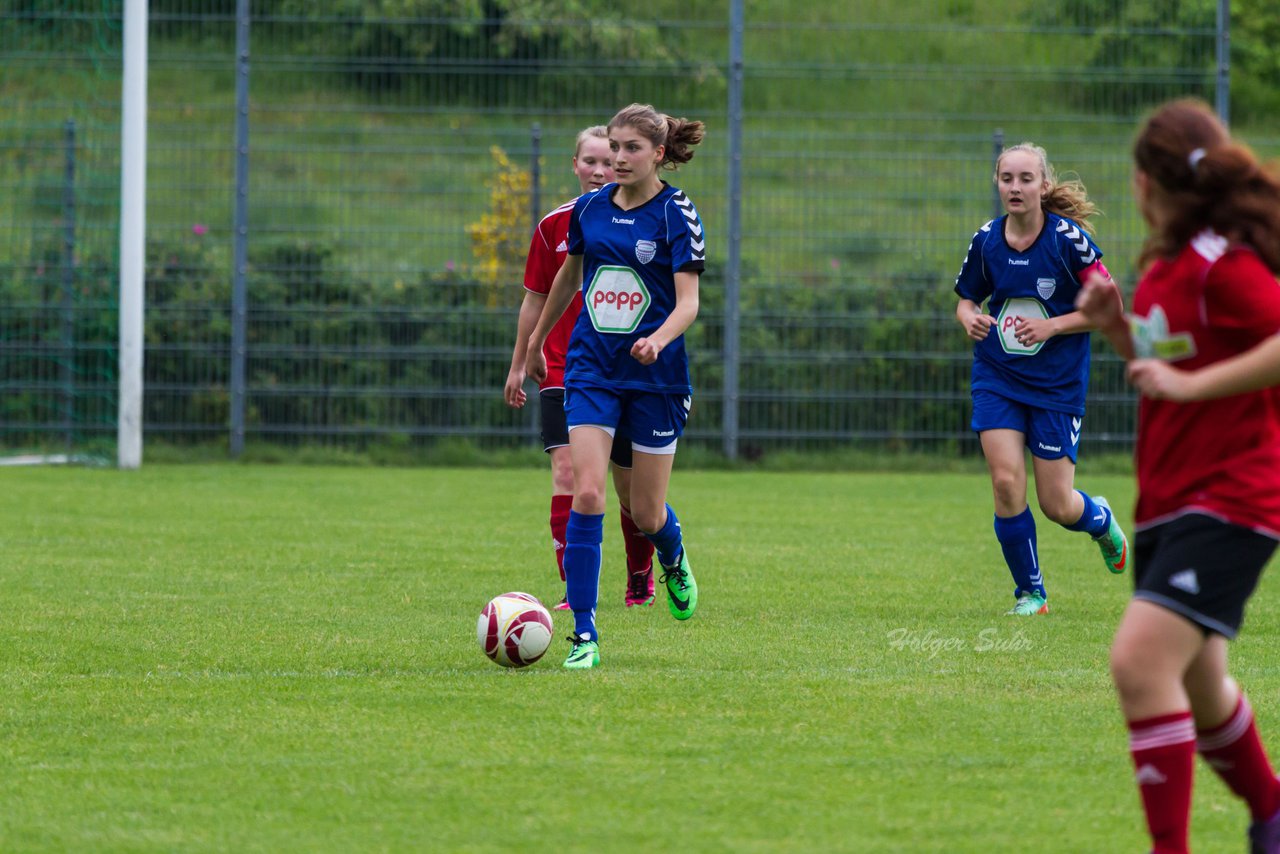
top-left (992, 128), bottom-right (1004, 220)
top-left (1215, 0), bottom-right (1230, 124)
top-left (62, 119), bottom-right (77, 451)
top-left (230, 0), bottom-right (251, 456)
top-left (530, 122), bottom-right (541, 236)
top-left (524, 122), bottom-right (543, 443)
top-left (722, 0), bottom-right (744, 461)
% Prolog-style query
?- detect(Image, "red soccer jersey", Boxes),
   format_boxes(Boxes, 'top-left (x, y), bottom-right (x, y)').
top-left (523, 198), bottom-right (583, 389)
top-left (1130, 230), bottom-right (1280, 535)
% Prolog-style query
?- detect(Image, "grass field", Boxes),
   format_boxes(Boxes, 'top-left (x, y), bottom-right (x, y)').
top-left (3, 464), bottom-right (1278, 852)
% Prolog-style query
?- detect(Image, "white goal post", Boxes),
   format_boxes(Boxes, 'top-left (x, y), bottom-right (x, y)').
top-left (117, 0), bottom-right (147, 469)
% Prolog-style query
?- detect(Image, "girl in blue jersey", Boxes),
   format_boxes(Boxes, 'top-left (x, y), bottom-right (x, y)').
top-left (503, 126), bottom-right (658, 612)
top-left (954, 142), bottom-right (1129, 616)
top-left (526, 103), bottom-right (706, 669)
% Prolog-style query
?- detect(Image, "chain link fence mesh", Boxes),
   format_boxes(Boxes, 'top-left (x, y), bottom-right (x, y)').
top-left (3, 1), bottom-right (1277, 459)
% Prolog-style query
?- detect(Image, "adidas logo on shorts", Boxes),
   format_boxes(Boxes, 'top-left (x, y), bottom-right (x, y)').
top-left (1168, 569), bottom-right (1200, 596)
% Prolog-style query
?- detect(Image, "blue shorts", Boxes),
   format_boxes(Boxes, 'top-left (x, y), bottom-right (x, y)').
top-left (564, 384), bottom-right (691, 454)
top-left (538, 389), bottom-right (633, 467)
top-left (971, 390), bottom-right (1082, 463)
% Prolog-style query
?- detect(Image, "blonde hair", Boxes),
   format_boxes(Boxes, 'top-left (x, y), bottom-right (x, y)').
top-left (996, 142), bottom-right (1100, 235)
top-left (608, 103), bottom-right (705, 170)
top-left (574, 125), bottom-right (608, 156)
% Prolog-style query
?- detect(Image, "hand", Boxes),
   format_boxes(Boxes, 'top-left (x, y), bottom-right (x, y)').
top-left (503, 368), bottom-right (527, 409)
top-left (1127, 359), bottom-right (1196, 401)
top-left (1076, 271), bottom-right (1123, 327)
top-left (526, 342), bottom-right (548, 385)
top-left (630, 337), bottom-right (662, 365)
top-left (962, 312), bottom-right (995, 342)
top-left (1013, 316), bottom-right (1056, 346)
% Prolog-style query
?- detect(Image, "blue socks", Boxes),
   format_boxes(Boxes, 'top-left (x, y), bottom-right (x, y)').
top-left (565, 503), bottom-right (687, 640)
top-left (645, 503), bottom-right (684, 568)
top-left (1065, 490), bottom-right (1111, 538)
top-left (994, 507), bottom-right (1043, 599)
top-left (564, 510), bottom-right (603, 641)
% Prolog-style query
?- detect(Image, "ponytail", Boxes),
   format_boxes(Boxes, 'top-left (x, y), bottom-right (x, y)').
top-left (659, 116), bottom-right (705, 168)
top-left (608, 103), bottom-right (705, 171)
top-left (1133, 98), bottom-right (1280, 273)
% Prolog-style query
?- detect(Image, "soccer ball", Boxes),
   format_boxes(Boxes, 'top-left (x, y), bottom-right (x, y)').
top-left (477, 592), bottom-right (554, 668)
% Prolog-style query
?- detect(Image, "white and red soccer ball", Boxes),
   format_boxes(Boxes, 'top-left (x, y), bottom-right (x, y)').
top-left (477, 592), bottom-right (554, 668)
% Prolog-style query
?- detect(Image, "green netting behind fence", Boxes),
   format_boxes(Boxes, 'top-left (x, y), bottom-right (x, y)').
top-left (3, 1), bottom-right (1278, 458)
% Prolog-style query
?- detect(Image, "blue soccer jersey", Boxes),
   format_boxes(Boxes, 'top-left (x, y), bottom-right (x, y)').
top-left (953, 212), bottom-right (1102, 414)
top-left (564, 181), bottom-right (706, 394)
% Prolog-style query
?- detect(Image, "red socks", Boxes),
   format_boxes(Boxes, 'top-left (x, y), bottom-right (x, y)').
top-left (619, 504), bottom-right (655, 576)
top-left (549, 493), bottom-right (572, 582)
top-left (1197, 694), bottom-right (1280, 822)
top-left (1128, 711), bottom-right (1196, 854)
top-left (1127, 695), bottom-right (1280, 853)
top-left (1127, 697), bottom-right (1280, 853)
top-left (552, 497), bottom-right (655, 586)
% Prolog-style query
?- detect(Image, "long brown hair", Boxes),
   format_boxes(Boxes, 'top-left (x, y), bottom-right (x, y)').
top-left (1133, 98), bottom-right (1280, 273)
top-left (608, 103), bottom-right (705, 170)
top-left (995, 142), bottom-right (1100, 235)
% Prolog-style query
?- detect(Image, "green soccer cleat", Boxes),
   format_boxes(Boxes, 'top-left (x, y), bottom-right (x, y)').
top-left (658, 549), bottom-right (697, 621)
top-left (562, 634), bottom-right (600, 670)
top-left (1093, 496), bottom-right (1129, 575)
top-left (1006, 593), bottom-right (1049, 616)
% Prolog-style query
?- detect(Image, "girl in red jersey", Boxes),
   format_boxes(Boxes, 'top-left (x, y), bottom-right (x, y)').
top-left (1078, 98), bottom-right (1280, 854)
top-left (504, 126), bottom-right (657, 610)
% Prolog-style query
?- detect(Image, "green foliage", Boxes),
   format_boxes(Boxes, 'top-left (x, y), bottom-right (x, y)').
top-left (465, 145), bottom-right (531, 304)
top-left (1028, 0), bottom-right (1280, 119)
top-left (5, 2), bottom-right (1264, 454)
top-left (1, 230), bottom-right (524, 447)
top-left (4, 225), bottom-right (987, 453)
top-left (1027, 0), bottom-right (1218, 113)
top-left (1, 0), bottom-right (123, 52)
top-left (1231, 0), bottom-right (1280, 122)
top-left (258, 0), bottom-right (725, 108)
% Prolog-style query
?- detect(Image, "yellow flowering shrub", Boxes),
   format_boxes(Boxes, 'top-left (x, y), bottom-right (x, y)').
top-left (466, 145), bottom-right (532, 307)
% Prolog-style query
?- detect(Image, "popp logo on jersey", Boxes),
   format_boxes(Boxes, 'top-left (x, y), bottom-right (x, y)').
top-left (996, 297), bottom-right (1048, 356)
top-left (585, 266), bottom-right (651, 334)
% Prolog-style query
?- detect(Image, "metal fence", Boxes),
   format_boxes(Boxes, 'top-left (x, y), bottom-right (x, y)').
top-left (3, 1), bottom-right (1277, 461)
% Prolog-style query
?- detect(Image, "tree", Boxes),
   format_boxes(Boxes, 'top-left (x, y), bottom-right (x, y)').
top-left (262, 0), bottom-right (724, 109)
top-left (1029, 0), bottom-right (1280, 121)
top-left (1231, 0), bottom-right (1280, 122)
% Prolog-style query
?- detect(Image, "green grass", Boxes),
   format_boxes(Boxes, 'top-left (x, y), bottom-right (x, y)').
top-left (2, 465), bottom-right (1278, 852)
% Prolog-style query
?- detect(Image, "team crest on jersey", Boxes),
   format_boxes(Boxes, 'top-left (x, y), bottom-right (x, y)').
top-left (1036, 278), bottom-right (1056, 299)
top-left (635, 239), bottom-right (657, 265)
